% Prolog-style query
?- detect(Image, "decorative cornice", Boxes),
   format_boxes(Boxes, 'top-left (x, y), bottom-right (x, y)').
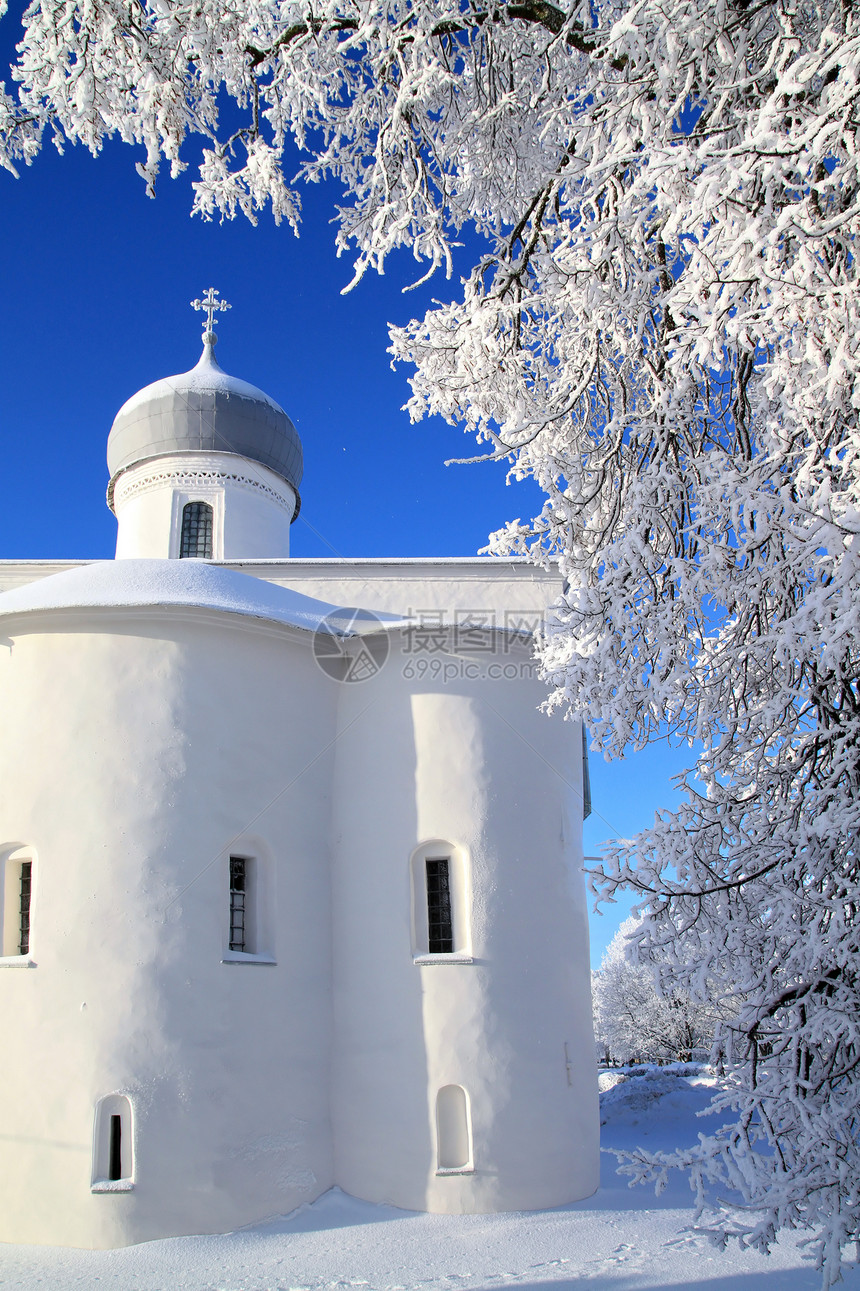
top-left (110, 464), bottom-right (297, 519)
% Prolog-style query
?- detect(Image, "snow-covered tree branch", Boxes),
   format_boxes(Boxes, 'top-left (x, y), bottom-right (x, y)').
top-left (2, 0), bottom-right (859, 1284)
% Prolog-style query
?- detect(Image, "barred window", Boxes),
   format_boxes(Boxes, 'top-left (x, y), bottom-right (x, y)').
top-left (223, 850), bottom-right (275, 962)
top-left (229, 857), bottom-right (249, 953)
top-left (179, 501), bottom-right (213, 558)
top-left (426, 858), bottom-right (453, 954)
top-left (2, 850), bottom-right (34, 958)
top-left (18, 861), bottom-right (31, 957)
top-left (411, 842), bottom-right (471, 960)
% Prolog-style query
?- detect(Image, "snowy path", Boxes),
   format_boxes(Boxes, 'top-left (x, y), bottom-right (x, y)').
top-left (1, 1073), bottom-right (857, 1291)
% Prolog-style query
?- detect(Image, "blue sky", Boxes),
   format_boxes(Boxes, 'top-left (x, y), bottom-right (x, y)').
top-left (0, 15), bottom-right (697, 965)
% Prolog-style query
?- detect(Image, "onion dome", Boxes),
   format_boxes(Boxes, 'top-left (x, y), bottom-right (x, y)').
top-left (106, 332), bottom-right (303, 519)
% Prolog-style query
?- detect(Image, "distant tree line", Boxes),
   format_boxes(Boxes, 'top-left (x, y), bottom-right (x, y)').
top-left (592, 917), bottom-right (731, 1067)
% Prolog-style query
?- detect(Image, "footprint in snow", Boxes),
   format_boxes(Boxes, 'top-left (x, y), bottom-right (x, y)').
top-left (604, 1243), bottom-right (640, 1264)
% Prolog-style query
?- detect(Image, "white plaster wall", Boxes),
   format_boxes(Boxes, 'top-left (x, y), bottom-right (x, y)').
top-left (0, 560), bottom-right (564, 618)
top-left (226, 560), bottom-right (563, 621)
top-left (114, 477), bottom-right (175, 558)
top-left (221, 481), bottom-right (294, 560)
top-left (113, 452), bottom-right (296, 559)
top-left (331, 634), bottom-right (598, 1214)
top-left (0, 609), bottom-right (334, 1247)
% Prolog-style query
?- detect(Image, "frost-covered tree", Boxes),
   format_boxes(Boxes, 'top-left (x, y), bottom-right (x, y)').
top-left (2, 0), bottom-right (859, 1283)
top-left (592, 917), bottom-right (725, 1066)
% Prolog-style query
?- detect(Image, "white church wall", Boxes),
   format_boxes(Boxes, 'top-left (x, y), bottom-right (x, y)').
top-left (112, 452), bottom-right (296, 560)
top-left (219, 471), bottom-right (294, 559)
top-left (113, 476), bottom-right (176, 558)
top-left (413, 676), bottom-right (599, 1214)
top-left (0, 560), bottom-right (563, 619)
top-left (330, 654), bottom-right (434, 1207)
top-left (0, 310), bottom-right (600, 1250)
top-left (0, 561), bottom-right (92, 595)
top-left (0, 610), bottom-right (335, 1248)
top-left (225, 560), bottom-right (562, 622)
top-left (331, 634), bottom-right (599, 1215)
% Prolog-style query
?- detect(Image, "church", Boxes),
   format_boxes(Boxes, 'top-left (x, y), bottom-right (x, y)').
top-left (0, 292), bottom-right (598, 1249)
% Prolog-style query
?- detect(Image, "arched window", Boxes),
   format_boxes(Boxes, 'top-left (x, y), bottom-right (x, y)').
top-left (1, 847), bottom-right (34, 959)
top-left (425, 858), bottom-right (453, 953)
top-left (229, 855), bottom-right (255, 953)
top-left (436, 1085), bottom-right (472, 1172)
top-left (179, 501), bottom-right (213, 558)
top-left (410, 841), bottom-right (471, 960)
top-left (92, 1095), bottom-right (134, 1190)
top-left (222, 847), bottom-right (276, 963)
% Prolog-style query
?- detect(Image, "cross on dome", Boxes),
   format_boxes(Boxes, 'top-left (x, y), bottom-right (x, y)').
top-left (191, 288), bottom-right (231, 344)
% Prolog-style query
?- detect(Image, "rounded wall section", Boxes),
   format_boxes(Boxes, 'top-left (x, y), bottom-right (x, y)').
top-left (331, 635), bottom-right (598, 1214)
top-left (0, 609), bottom-right (334, 1247)
top-left (112, 452), bottom-right (296, 559)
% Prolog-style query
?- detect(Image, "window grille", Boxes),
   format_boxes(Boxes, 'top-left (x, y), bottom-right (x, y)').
top-left (426, 858), bottom-right (453, 954)
top-left (18, 860), bottom-right (31, 956)
top-left (179, 501), bottom-right (213, 558)
top-left (229, 857), bottom-right (248, 953)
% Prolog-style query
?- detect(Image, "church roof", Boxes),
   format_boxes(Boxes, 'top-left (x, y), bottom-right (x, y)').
top-left (0, 560), bottom-right (394, 635)
top-left (106, 340), bottom-right (303, 514)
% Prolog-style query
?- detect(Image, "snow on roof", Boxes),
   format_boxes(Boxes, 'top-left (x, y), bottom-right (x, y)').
top-left (0, 559), bottom-right (398, 635)
top-left (221, 555), bottom-right (551, 567)
top-left (113, 344), bottom-right (284, 420)
top-left (106, 341), bottom-right (304, 506)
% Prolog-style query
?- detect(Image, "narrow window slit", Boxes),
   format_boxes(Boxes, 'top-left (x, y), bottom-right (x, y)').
top-left (108, 1115), bottom-right (122, 1182)
top-left (18, 860), bottom-right (31, 956)
top-left (436, 1084), bottom-right (472, 1171)
top-left (92, 1095), bottom-right (133, 1190)
top-left (426, 858), bottom-right (453, 954)
top-left (229, 857), bottom-right (247, 953)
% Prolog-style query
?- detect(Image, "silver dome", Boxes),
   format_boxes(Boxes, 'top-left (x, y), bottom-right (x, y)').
top-left (107, 341), bottom-right (303, 518)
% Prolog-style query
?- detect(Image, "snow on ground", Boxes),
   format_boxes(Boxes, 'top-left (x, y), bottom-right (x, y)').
top-left (2, 1070), bottom-right (858, 1291)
